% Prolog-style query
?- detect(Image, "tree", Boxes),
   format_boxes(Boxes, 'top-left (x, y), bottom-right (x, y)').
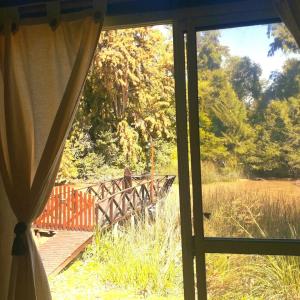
top-left (261, 59), bottom-right (300, 109)
top-left (198, 69), bottom-right (254, 166)
top-left (249, 98), bottom-right (300, 177)
top-left (199, 111), bottom-right (228, 162)
top-left (268, 24), bottom-right (299, 56)
top-left (226, 56), bottom-right (262, 105)
top-left (197, 31), bottom-right (228, 70)
top-left (60, 27), bottom-right (175, 177)
top-left (58, 24), bottom-right (300, 182)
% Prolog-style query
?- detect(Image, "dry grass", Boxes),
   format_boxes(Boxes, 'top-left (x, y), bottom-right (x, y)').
top-left (203, 179), bottom-right (300, 239)
top-left (203, 179), bottom-right (300, 299)
top-left (50, 179), bottom-right (300, 299)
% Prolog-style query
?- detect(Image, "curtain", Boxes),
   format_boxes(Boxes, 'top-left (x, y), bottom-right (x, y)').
top-left (0, 11), bottom-right (104, 300)
top-left (275, 0), bottom-right (300, 47)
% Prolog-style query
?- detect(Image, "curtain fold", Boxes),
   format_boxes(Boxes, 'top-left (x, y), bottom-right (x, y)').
top-left (0, 13), bottom-right (103, 300)
top-left (275, 0), bottom-right (300, 47)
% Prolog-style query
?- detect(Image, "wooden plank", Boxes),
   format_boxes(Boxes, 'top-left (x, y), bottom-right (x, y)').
top-left (82, 194), bottom-right (86, 230)
top-left (79, 192), bottom-right (83, 230)
top-left (90, 194), bottom-right (94, 229)
top-left (51, 195), bottom-right (55, 230)
top-left (75, 191), bottom-right (79, 230)
top-left (38, 231), bottom-right (93, 276)
top-left (133, 191), bottom-right (136, 209)
top-left (122, 193), bottom-right (126, 215)
top-left (63, 186), bottom-right (66, 228)
top-left (44, 196), bottom-right (49, 229)
top-left (58, 185), bottom-right (62, 229)
top-left (109, 195), bottom-right (114, 223)
top-left (74, 192), bottom-right (79, 230)
top-left (94, 196), bottom-right (98, 227)
top-left (65, 188), bottom-right (73, 227)
top-left (71, 189), bottom-right (75, 230)
top-left (88, 193), bottom-right (92, 230)
top-left (101, 184), bottom-right (104, 199)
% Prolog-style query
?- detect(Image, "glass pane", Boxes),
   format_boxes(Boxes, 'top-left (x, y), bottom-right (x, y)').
top-left (206, 254), bottom-right (300, 299)
top-left (196, 24), bottom-right (300, 239)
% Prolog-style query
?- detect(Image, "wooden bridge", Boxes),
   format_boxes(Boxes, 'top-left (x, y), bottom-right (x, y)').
top-left (33, 174), bottom-right (175, 275)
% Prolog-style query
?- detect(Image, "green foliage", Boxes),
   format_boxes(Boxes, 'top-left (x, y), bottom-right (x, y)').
top-left (248, 98), bottom-right (300, 177)
top-left (197, 31), bottom-right (228, 70)
top-left (57, 140), bottom-right (79, 183)
top-left (226, 56), bottom-right (262, 104)
top-left (116, 120), bottom-right (145, 171)
top-left (154, 141), bottom-right (178, 175)
top-left (268, 23), bottom-right (299, 56)
top-left (82, 27), bottom-right (174, 171)
top-left (201, 161), bottom-right (243, 184)
top-left (58, 23), bottom-right (300, 182)
top-left (51, 23), bottom-right (300, 299)
top-left (199, 68), bottom-right (255, 167)
top-left (199, 112), bottom-right (228, 162)
top-left (58, 27), bottom-right (175, 181)
top-left (262, 59), bottom-right (300, 107)
top-left (250, 256), bottom-right (300, 299)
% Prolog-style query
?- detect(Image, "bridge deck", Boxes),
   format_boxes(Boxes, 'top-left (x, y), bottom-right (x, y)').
top-left (38, 231), bottom-right (93, 276)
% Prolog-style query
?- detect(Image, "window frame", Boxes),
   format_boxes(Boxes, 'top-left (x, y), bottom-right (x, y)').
top-left (105, 2), bottom-right (298, 299)
top-left (174, 17), bottom-right (300, 299)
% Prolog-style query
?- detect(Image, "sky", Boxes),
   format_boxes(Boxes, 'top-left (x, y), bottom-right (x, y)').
top-left (219, 24), bottom-right (298, 80)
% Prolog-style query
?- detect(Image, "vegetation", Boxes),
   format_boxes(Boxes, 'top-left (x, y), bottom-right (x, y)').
top-left (58, 27), bottom-right (175, 182)
top-left (50, 23), bottom-right (300, 299)
top-left (58, 23), bottom-right (300, 183)
top-left (50, 179), bottom-right (300, 299)
top-left (50, 187), bottom-right (183, 300)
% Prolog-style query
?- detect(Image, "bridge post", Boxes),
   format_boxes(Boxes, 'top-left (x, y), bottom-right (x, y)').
top-left (124, 167), bottom-right (132, 189)
top-left (141, 185), bottom-right (146, 220)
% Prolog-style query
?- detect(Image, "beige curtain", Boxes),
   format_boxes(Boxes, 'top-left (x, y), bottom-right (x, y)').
top-left (275, 0), bottom-right (300, 47)
top-left (0, 11), bottom-right (104, 300)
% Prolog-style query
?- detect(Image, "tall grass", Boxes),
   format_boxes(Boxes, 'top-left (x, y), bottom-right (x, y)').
top-left (51, 177), bottom-right (300, 299)
top-left (78, 189), bottom-right (183, 297)
top-left (203, 182), bottom-right (300, 239)
top-left (203, 181), bottom-right (300, 299)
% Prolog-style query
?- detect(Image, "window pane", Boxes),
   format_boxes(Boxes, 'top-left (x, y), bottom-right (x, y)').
top-left (196, 24), bottom-right (300, 239)
top-left (206, 254), bottom-right (300, 299)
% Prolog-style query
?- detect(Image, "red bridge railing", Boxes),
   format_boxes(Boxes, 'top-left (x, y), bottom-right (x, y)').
top-left (33, 175), bottom-right (175, 232)
top-left (33, 186), bottom-right (95, 231)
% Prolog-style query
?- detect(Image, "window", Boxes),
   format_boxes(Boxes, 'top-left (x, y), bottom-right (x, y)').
top-left (173, 19), bottom-right (300, 299)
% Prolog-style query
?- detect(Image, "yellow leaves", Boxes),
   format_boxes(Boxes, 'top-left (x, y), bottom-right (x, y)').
top-left (117, 120), bottom-right (144, 168)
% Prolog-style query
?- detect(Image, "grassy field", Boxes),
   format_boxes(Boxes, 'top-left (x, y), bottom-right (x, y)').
top-left (49, 179), bottom-right (300, 299)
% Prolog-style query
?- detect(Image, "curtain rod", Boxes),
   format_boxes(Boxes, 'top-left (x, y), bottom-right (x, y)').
top-left (0, 0), bottom-right (105, 26)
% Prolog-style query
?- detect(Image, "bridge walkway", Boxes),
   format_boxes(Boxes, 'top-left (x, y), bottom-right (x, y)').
top-left (38, 230), bottom-right (93, 276)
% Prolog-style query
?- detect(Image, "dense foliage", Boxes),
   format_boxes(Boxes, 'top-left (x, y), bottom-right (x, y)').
top-left (58, 24), bottom-right (300, 182)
